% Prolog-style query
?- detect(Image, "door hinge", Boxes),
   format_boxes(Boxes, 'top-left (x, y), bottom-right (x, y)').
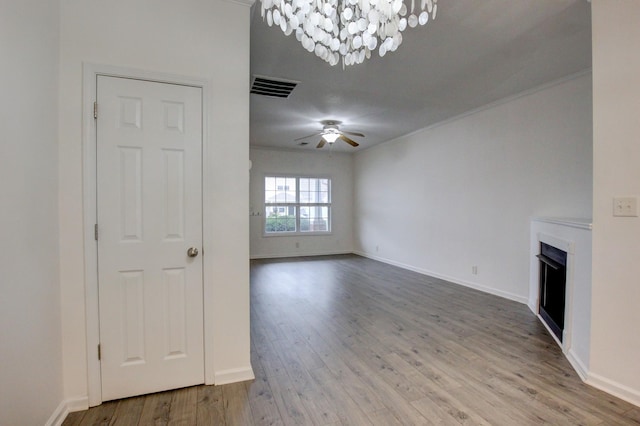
top-left (98, 344), bottom-right (101, 360)
top-left (93, 101), bottom-right (98, 119)
top-left (94, 224), bottom-right (98, 241)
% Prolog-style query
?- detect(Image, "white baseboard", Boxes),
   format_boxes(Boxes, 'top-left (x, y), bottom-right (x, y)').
top-left (530, 297), bottom-right (640, 408)
top-left (45, 396), bottom-right (89, 426)
top-left (566, 350), bottom-right (589, 382)
top-left (587, 371), bottom-right (640, 408)
top-left (250, 250), bottom-right (352, 260)
top-left (353, 251), bottom-right (528, 304)
top-left (214, 366), bottom-right (255, 385)
top-left (45, 401), bottom-right (67, 426)
top-left (65, 396), bottom-right (89, 413)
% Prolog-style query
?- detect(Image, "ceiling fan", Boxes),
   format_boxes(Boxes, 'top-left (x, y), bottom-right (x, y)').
top-left (295, 120), bottom-right (364, 149)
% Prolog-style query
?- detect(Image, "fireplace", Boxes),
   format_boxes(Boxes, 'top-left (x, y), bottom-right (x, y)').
top-left (537, 242), bottom-right (567, 342)
top-left (529, 218), bottom-right (592, 379)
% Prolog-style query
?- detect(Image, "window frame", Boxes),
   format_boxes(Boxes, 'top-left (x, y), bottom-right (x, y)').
top-left (263, 174), bottom-right (332, 236)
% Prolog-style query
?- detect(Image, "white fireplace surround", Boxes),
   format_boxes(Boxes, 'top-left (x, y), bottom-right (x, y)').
top-left (529, 217), bottom-right (592, 380)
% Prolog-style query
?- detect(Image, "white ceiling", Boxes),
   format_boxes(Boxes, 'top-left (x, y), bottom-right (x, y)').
top-left (249, 0), bottom-right (592, 152)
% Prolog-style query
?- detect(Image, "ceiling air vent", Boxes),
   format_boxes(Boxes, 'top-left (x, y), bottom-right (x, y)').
top-left (250, 75), bottom-right (299, 99)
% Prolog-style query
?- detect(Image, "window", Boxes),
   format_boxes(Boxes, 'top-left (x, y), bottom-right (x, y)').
top-left (264, 176), bottom-right (331, 234)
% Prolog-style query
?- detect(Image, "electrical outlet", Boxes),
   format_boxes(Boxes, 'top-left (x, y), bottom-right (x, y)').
top-left (472, 266), bottom-right (478, 275)
top-left (295, 242), bottom-right (299, 248)
top-left (613, 197), bottom-right (638, 217)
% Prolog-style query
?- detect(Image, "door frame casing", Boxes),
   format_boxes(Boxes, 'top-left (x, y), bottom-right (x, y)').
top-left (82, 63), bottom-right (214, 406)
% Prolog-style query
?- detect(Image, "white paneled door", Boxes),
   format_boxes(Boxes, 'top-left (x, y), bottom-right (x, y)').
top-left (96, 76), bottom-right (204, 401)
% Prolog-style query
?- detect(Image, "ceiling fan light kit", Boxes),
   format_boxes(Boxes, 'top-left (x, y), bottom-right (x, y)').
top-left (322, 130), bottom-right (341, 143)
top-left (259, 0), bottom-right (438, 67)
top-left (295, 120), bottom-right (363, 149)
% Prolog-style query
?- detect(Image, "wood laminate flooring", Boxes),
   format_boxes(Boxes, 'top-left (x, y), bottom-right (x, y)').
top-left (64, 254), bottom-right (640, 425)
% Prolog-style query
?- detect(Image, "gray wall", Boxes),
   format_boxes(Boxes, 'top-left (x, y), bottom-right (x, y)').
top-left (250, 148), bottom-right (354, 258)
top-left (353, 74), bottom-right (593, 302)
top-left (0, 1), bottom-right (63, 424)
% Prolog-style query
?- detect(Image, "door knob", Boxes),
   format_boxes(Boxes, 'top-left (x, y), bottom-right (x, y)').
top-left (187, 247), bottom-right (199, 258)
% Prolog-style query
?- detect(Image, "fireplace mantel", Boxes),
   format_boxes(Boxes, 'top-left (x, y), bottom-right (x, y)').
top-left (529, 217), bottom-right (592, 380)
top-left (532, 216), bottom-right (592, 230)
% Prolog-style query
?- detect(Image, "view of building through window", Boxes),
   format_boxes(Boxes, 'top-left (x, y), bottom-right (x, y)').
top-left (264, 176), bottom-right (331, 234)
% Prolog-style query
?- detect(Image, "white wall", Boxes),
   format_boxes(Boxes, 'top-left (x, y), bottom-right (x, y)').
top-left (354, 74), bottom-right (593, 303)
top-left (59, 0), bottom-right (252, 403)
top-left (0, 1), bottom-right (64, 425)
top-left (250, 148), bottom-right (354, 258)
top-left (591, 0), bottom-right (640, 405)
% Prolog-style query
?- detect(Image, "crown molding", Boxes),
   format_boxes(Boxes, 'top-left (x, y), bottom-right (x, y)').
top-left (224, 0), bottom-right (256, 7)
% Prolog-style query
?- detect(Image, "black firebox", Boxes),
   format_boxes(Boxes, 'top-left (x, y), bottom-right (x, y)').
top-left (537, 242), bottom-right (567, 342)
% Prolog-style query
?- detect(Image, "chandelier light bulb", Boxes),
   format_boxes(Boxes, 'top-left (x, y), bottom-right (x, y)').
top-left (260, 0), bottom-right (439, 67)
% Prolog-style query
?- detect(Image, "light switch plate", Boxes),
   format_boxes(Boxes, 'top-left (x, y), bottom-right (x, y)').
top-left (613, 197), bottom-right (638, 217)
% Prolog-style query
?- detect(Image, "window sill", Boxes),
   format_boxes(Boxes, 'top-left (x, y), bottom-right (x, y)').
top-left (262, 232), bottom-right (333, 238)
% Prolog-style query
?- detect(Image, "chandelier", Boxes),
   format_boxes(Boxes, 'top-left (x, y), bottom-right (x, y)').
top-left (259, 0), bottom-right (438, 67)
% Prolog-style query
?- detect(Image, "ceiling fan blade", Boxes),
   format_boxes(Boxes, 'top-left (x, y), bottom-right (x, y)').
top-left (316, 139), bottom-right (326, 149)
top-left (295, 131), bottom-right (322, 141)
top-left (342, 130), bottom-right (365, 138)
top-left (339, 134), bottom-right (360, 147)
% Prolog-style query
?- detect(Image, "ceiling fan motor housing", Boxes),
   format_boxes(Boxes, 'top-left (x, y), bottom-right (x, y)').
top-left (322, 124), bottom-right (341, 143)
